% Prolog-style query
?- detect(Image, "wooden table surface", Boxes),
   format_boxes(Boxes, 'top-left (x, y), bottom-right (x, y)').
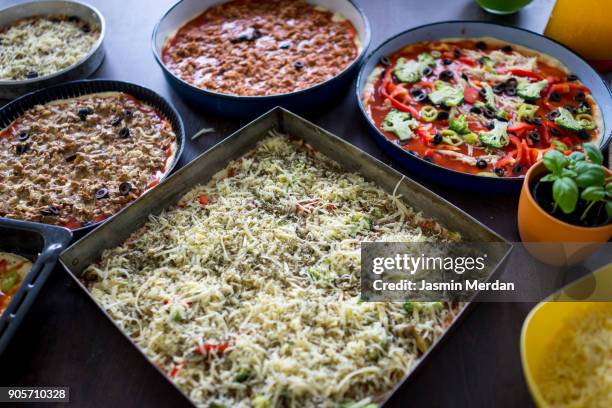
top-left (0, 0), bottom-right (608, 407)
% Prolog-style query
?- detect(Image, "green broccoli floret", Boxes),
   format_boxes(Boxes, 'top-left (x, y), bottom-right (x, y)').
top-left (393, 53), bottom-right (436, 83)
top-left (554, 107), bottom-right (585, 132)
top-left (479, 120), bottom-right (509, 148)
top-left (517, 79), bottom-right (548, 101)
top-left (481, 83), bottom-right (496, 110)
top-left (381, 109), bottom-right (418, 141)
top-left (449, 114), bottom-right (469, 134)
top-left (428, 81), bottom-right (464, 107)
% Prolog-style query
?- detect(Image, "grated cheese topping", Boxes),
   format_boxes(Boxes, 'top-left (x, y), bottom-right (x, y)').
top-left (0, 16), bottom-right (99, 81)
top-left (538, 303), bottom-right (612, 408)
top-left (83, 133), bottom-right (461, 408)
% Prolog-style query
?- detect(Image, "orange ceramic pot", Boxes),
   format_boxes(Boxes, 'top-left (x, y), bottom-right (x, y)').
top-left (518, 161), bottom-right (612, 265)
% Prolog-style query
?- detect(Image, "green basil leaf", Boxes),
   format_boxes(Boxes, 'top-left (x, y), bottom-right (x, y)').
top-left (540, 174), bottom-right (557, 182)
top-left (575, 164), bottom-right (605, 188)
top-left (543, 150), bottom-right (567, 175)
top-left (553, 177), bottom-right (578, 214)
top-left (606, 182), bottom-right (612, 197)
top-left (607, 201), bottom-right (612, 218)
top-left (568, 151), bottom-right (585, 162)
top-left (560, 168), bottom-right (577, 178)
top-left (580, 186), bottom-right (605, 202)
top-left (583, 143), bottom-right (603, 165)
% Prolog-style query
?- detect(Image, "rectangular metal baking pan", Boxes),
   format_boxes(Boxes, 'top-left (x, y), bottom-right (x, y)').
top-left (60, 107), bottom-right (512, 406)
top-left (0, 218), bottom-right (72, 354)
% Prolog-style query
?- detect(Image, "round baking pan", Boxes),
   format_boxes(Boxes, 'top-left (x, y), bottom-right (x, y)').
top-left (0, 0), bottom-right (106, 100)
top-left (152, 0), bottom-right (371, 119)
top-left (0, 79), bottom-right (185, 234)
top-left (356, 21), bottom-right (612, 193)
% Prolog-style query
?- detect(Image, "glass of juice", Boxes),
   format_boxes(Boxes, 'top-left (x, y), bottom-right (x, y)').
top-left (476, 0), bottom-right (533, 14)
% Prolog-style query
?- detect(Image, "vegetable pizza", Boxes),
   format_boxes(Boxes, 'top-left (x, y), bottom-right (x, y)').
top-left (361, 37), bottom-right (604, 177)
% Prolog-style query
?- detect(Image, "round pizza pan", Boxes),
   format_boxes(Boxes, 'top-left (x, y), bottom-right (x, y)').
top-left (356, 21), bottom-right (612, 193)
top-left (0, 79), bottom-right (185, 234)
top-left (0, 0), bottom-right (106, 100)
top-left (152, 0), bottom-right (371, 119)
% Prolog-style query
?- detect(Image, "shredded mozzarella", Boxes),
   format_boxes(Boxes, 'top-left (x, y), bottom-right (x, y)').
top-left (83, 133), bottom-right (462, 408)
top-left (0, 16), bottom-right (99, 80)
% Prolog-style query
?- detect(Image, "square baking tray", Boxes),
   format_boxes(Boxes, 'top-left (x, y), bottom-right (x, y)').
top-left (60, 107), bottom-right (512, 406)
top-left (0, 218), bottom-right (72, 354)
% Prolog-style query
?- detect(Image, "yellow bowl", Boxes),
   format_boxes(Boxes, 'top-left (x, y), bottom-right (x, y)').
top-left (520, 263), bottom-right (612, 407)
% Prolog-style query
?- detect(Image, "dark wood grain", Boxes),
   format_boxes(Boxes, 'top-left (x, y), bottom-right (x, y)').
top-left (0, 0), bottom-right (604, 407)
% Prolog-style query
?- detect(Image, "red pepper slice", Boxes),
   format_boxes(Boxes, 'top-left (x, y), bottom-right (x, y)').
top-left (507, 122), bottom-right (537, 135)
top-left (464, 87), bottom-right (480, 104)
top-left (458, 57), bottom-right (477, 67)
top-left (502, 68), bottom-right (543, 80)
top-left (195, 341), bottom-right (229, 355)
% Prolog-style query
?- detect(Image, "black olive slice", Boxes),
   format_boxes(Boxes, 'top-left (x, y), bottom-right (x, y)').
top-left (78, 107), bottom-right (92, 121)
top-left (528, 131), bottom-right (540, 142)
top-left (475, 41), bottom-right (487, 50)
top-left (476, 159), bottom-right (487, 169)
top-left (549, 127), bottom-right (561, 136)
top-left (26, 71), bottom-right (38, 79)
top-left (577, 130), bottom-right (590, 140)
top-left (15, 144), bottom-right (29, 155)
top-left (65, 153), bottom-right (78, 162)
top-left (567, 74), bottom-right (578, 82)
top-left (410, 88), bottom-right (423, 97)
top-left (493, 83), bottom-right (505, 94)
top-left (546, 110), bottom-right (560, 120)
top-left (124, 109), bottom-right (133, 119)
top-left (502, 45), bottom-right (513, 53)
top-left (483, 109), bottom-right (496, 119)
top-left (119, 182), bottom-right (132, 196)
top-left (479, 88), bottom-right (487, 98)
top-left (505, 87), bottom-right (517, 97)
top-left (453, 49), bottom-right (462, 58)
top-left (513, 164), bottom-right (524, 174)
top-left (486, 122), bottom-right (495, 130)
top-left (532, 117), bottom-right (543, 126)
top-left (442, 58), bottom-right (453, 65)
top-left (81, 24), bottom-right (91, 33)
top-left (505, 77), bottom-right (518, 87)
top-left (439, 70), bottom-right (454, 81)
top-left (294, 61), bottom-right (304, 69)
top-left (279, 42), bottom-right (290, 50)
top-left (422, 66), bottom-right (433, 76)
top-left (461, 72), bottom-right (469, 81)
top-left (40, 205), bottom-right (60, 216)
top-left (575, 91), bottom-right (586, 102)
top-left (494, 167), bottom-right (506, 177)
top-left (18, 131), bottom-right (29, 141)
top-left (549, 92), bottom-right (561, 102)
top-left (379, 56), bottom-right (391, 66)
top-left (95, 188), bottom-right (109, 200)
top-left (432, 133), bottom-right (442, 145)
top-left (470, 106), bottom-right (482, 115)
top-left (110, 116), bottom-right (122, 127)
top-left (119, 127), bottom-right (130, 138)
top-left (436, 111), bottom-right (449, 120)
top-left (414, 93), bottom-right (427, 102)
top-left (68, 15), bottom-right (80, 23)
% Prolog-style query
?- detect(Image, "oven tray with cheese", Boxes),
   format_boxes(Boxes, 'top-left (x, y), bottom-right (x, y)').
top-left (0, 218), bottom-right (71, 354)
top-left (60, 108), bottom-right (511, 407)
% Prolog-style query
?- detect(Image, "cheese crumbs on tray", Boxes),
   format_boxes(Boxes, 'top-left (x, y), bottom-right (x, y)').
top-left (83, 133), bottom-right (461, 408)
